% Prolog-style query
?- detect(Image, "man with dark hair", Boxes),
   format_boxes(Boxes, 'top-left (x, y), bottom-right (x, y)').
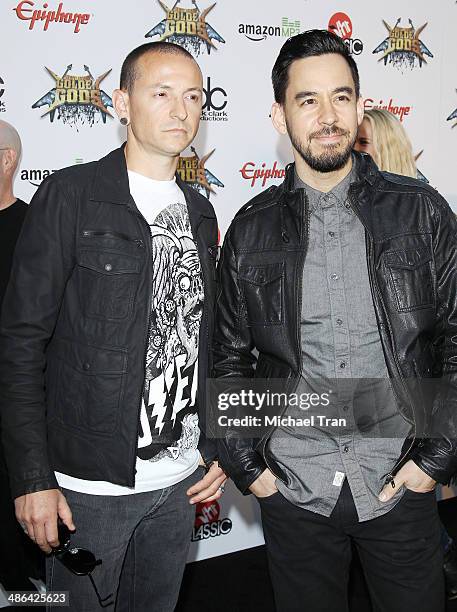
top-left (214, 29), bottom-right (455, 611)
top-left (0, 42), bottom-right (225, 610)
top-left (271, 28), bottom-right (360, 104)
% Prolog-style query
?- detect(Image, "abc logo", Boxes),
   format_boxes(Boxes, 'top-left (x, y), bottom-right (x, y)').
top-left (202, 77), bottom-right (227, 111)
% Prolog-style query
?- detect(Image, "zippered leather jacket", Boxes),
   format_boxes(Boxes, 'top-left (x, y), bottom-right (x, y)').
top-left (0, 145), bottom-right (218, 499)
top-left (214, 152), bottom-right (457, 494)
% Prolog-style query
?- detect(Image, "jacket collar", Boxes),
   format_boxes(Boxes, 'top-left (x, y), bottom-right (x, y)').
top-left (89, 144), bottom-right (215, 220)
top-left (90, 144), bottom-right (132, 205)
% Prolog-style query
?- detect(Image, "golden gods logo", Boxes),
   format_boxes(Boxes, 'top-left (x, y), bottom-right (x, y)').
top-left (373, 18), bottom-right (433, 70)
top-left (145, 0), bottom-right (225, 56)
top-left (177, 147), bottom-right (224, 198)
top-left (32, 64), bottom-right (113, 128)
top-left (448, 94), bottom-right (457, 128)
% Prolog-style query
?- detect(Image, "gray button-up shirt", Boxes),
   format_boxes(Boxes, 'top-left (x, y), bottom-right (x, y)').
top-left (269, 158), bottom-right (411, 522)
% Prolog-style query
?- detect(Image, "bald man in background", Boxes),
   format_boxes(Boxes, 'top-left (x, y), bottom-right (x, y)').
top-left (0, 119), bottom-right (43, 592)
top-left (0, 120), bottom-right (28, 309)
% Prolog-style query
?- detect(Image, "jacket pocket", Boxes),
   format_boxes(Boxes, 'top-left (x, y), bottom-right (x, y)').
top-left (77, 249), bottom-right (141, 320)
top-left (384, 248), bottom-right (434, 313)
top-left (238, 262), bottom-right (284, 326)
top-left (52, 340), bottom-right (127, 435)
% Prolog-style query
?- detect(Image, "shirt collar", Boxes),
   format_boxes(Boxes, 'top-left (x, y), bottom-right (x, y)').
top-left (294, 155), bottom-right (357, 214)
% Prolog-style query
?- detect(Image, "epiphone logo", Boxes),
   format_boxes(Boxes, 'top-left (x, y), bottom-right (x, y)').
top-left (240, 161), bottom-right (286, 188)
top-left (13, 1), bottom-right (91, 33)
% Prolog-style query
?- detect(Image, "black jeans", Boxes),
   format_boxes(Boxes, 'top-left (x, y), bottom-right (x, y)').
top-left (259, 480), bottom-right (444, 612)
top-left (46, 467), bottom-right (203, 612)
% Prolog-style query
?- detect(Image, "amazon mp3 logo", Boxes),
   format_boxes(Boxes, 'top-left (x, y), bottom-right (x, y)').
top-left (21, 168), bottom-right (56, 187)
top-left (238, 16), bottom-right (300, 42)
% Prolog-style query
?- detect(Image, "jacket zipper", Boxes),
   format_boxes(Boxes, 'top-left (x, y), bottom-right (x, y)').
top-left (123, 208), bottom-right (151, 485)
top-left (349, 190), bottom-right (417, 486)
top-left (194, 216), bottom-right (211, 459)
top-left (82, 229), bottom-right (144, 248)
top-left (261, 191), bottom-right (310, 482)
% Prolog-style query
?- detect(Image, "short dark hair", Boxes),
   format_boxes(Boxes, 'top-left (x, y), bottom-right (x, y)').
top-left (272, 29), bottom-right (360, 104)
top-left (120, 42), bottom-right (196, 92)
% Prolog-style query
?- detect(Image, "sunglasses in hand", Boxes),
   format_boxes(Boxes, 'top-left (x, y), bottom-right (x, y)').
top-left (52, 521), bottom-right (114, 608)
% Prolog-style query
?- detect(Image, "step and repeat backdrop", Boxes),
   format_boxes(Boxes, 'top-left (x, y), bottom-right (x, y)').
top-left (2, 0), bottom-right (457, 562)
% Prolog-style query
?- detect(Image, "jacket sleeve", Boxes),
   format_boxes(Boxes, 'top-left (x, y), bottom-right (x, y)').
top-left (0, 177), bottom-right (76, 499)
top-left (212, 225), bottom-right (267, 493)
top-left (412, 193), bottom-right (457, 484)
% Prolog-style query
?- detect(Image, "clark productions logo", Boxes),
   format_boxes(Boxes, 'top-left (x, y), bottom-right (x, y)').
top-left (447, 94), bottom-right (457, 128)
top-left (32, 65), bottom-right (113, 128)
top-left (328, 12), bottom-right (364, 55)
top-left (201, 76), bottom-right (228, 122)
top-left (192, 499), bottom-right (232, 541)
top-left (13, 1), bottom-right (91, 33)
top-left (145, 0), bottom-right (225, 56)
top-left (238, 17), bottom-right (300, 42)
top-left (373, 18), bottom-right (433, 70)
top-left (177, 147), bottom-right (224, 198)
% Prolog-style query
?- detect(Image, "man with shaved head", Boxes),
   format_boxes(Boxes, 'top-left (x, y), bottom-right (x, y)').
top-left (0, 44), bottom-right (225, 610)
top-left (0, 120), bottom-right (27, 310)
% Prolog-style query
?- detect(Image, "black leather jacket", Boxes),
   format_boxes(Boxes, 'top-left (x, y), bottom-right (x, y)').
top-left (214, 152), bottom-right (457, 494)
top-left (0, 145), bottom-right (218, 499)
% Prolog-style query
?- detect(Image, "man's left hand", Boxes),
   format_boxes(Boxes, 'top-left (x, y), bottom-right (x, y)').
top-left (187, 459), bottom-right (227, 504)
top-left (378, 459), bottom-right (436, 502)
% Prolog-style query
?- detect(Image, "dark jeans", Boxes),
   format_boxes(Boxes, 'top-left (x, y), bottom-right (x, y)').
top-left (46, 467), bottom-right (203, 612)
top-left (259, 479), bottom-right (444, 612)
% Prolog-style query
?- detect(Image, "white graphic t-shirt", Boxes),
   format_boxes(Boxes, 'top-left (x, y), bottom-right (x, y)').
top-left (56, 171), bottom-right (202, 495)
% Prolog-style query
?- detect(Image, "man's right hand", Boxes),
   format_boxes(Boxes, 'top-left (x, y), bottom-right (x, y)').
top-left (249, 468), bottom-right (278, 498)
top-left (14, 489), bottom-right (75, 553)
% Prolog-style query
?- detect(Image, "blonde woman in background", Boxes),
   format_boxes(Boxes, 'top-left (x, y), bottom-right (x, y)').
top-left (354, 108), bottom-right (417, 177)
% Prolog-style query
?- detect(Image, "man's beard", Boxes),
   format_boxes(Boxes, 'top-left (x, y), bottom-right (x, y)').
top-left (287, 121), bottom-right (356, 173)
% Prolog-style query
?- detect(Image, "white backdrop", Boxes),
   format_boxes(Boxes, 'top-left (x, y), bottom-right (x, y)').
top-left (2, 0), bottom-right (457, 562)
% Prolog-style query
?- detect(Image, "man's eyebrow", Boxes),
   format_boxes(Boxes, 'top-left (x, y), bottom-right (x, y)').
top-left (333, 86), bottom-right (354, 96)
top-left (295, 90), bottom-right (318, 100)
top-left (294, 86), bottom-right (354, 100)
top-left (148, 84), bottom-right (203, 93)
